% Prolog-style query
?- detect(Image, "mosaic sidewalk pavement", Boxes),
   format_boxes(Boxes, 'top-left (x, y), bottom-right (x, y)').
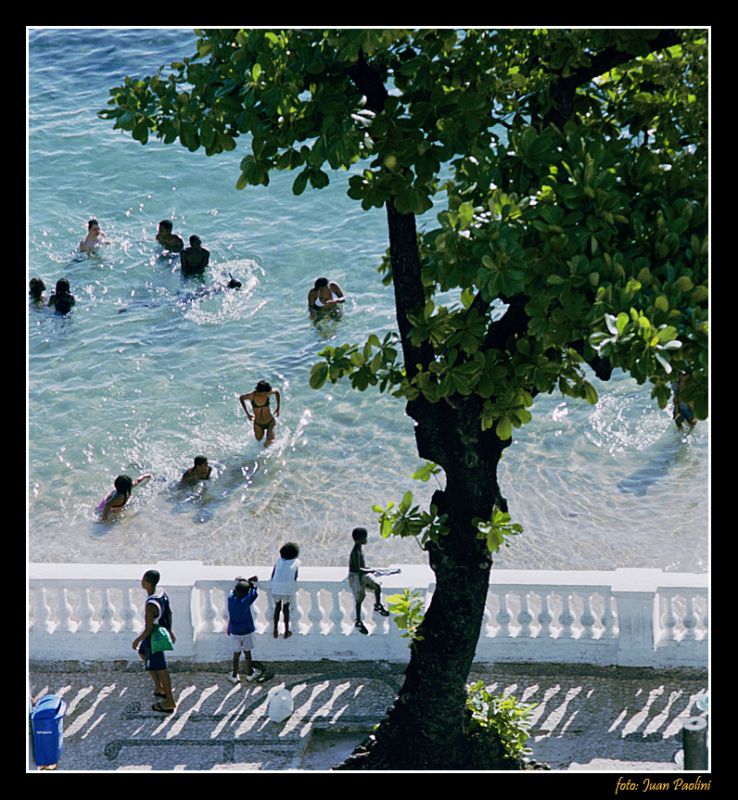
top-left (27, 660), bottom-right (708, 772)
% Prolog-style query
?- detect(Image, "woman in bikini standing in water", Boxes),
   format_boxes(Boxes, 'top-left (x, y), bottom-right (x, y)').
top-left (239, 380), bottom-right (281, 447)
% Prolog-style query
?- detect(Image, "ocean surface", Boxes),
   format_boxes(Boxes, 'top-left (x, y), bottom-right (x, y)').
top-left (28, 28), bottom-right (709, 572)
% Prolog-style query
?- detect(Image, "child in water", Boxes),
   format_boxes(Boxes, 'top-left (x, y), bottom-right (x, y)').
top-left (97, 473), bottom-right (152, 520)
top-left (48, 278), bottom-right (76, 315)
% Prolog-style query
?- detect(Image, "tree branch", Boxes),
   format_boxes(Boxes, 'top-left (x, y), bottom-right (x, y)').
top-left (483, 293), bottom-right (530, 351)
top-left (543, 29), bottom-right (683, 128)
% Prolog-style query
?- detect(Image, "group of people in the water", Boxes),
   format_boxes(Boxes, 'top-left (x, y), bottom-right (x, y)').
top-left (96, 378), bottom-right (281, 521)
top-left (32, 217), bottom-right (350, 521)
top-left (30, 218), bottom-right (348, 316)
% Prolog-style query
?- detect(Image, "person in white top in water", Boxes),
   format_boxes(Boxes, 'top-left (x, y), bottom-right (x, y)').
top-left (307, 277), bottom-right (345, 312)
top-left (270, 542), bottom-right (300, 639)
top-left (79, 218), bottom-right (107, 253)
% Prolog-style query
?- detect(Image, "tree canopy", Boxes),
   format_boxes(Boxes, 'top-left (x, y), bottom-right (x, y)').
top-left (101, 28), bottom-right (708, 768)
top-left (101, 28), bottom-right (708, 453)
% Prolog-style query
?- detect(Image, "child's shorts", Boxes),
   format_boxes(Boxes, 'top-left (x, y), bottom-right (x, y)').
top-left (231, 633), bottom-right (254, 653)
top-left (272, 594), bottom-right (293, 604)
top-left (348, 573), bottom-right (379, 602)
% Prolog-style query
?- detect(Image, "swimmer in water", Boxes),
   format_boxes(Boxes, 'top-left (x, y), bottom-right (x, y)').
top-left (180, 235), bottom-right (210, 275)
top-left (29, 277), bottom-right (46, 304)
top-left (79, 218), bottom-right (107, 253)
top-left (156, 220), bottom-right (184, 254)
top-left (97, 472), bottom-right (152, 520)
top-left (307, 277), bottom-right (345, 313)
top-left (180, 455), bottom-right (212, 484)
top-left (239, 380), bottom-right (281, 447)
top-left (48, 278), bottom-right (76, 315)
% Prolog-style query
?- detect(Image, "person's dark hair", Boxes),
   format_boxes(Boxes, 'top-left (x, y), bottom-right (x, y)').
top-left (88, 218), bottom-right (99, 230)
top-left (29, 277), bottom-right (45, 300)
top-left (352, 527), bottom-right (368, 542)
top-left (234, 579), bottom-right (251, 598)
top-left (114, 474), bottom-right (134, 499)
top-left (194, 455), bottom-right (208, 467)
top-left (255, 380), bottom-right (272, 393)
top-left (280, 542), bottom-right (300, 560)
top-left (55, 278), bottom-right (71, 296)
top-left (158, 219), bottom-right (173, 233)
top-left (143, 569), bottom-right (160, 587)
top-left (314, 277), bottom-right (329, 289)
top-left (189, 235), bottom-right (201, 246)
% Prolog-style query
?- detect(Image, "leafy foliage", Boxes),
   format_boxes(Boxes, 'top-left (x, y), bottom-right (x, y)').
top-left (385, 588), bottom-right (426, 641)
top-left (466, 681), bottom-right (536, 761)
top-left (101, 26), bottom-right (708, 515)
top-left (474, 507), bottom-right (524, 553)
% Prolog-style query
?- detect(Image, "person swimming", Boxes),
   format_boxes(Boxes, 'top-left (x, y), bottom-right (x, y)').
top-left (48, 278), bottom-right (76, 315)
top-left (79, 218), bottom-right (107, 253)
top-left (180, 455), bottom-right (213, 484)
top-left (180, 235), bottom-right (210, 275)
top-left (307, 277), bottom-right (345, 312)
top-left (239, 380), bottom-right (281, 447)
top-left (97, 472), bottom-right (152, 520)
top-left (29, 277), bottom-right (46, 304)
top-left (156, 220), bottom-right (184, 254)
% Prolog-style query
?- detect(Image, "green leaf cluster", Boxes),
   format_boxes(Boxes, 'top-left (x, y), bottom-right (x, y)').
top-left (473, 507), bottom-right (524, 553)
top-left (372, 494), bottom-right (449, 547)
top-left (103, 28), bottom-right (708, 433)
top-left (466, 681), bottom-right (536, 760)
top-left (385, 588), bottom-right (426, 642)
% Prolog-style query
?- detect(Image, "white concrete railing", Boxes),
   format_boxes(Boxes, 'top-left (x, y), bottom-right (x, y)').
top-left (28, 562), bottom-right (708, 668)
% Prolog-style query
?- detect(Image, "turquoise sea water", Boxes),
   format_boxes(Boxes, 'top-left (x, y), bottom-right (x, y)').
top-left (28, 28), bottom-right (709, 571)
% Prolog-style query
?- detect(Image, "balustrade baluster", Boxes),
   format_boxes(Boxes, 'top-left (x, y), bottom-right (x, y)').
top-left (100, 588), bottom-right (116, 632)
top-left (683, 595), bottom-right (699, 641)
top-left (329, 587), bottom-right (345, 636)
top-left (538, 592), bottom-right (553, 638)
top-left (602, 592), bottom-right (616, 638)
top-left (580, 593), bottom-right (596, 640)
top-left (31, 587), bottom-right (52, 634)
top-left (661, 593), bottom-right (678, 643)
top-left (559, 592), bottom-right (575, 638)
top-left (202, 585), bottom-right (220, 635)
top-left (57, 587), bottom-right (75, 634)
top-left (518, 592), bottom-right (533, 638)
top-left (78, 587), bottom-right (95, 634)
top-left (293, 589), bottom-right (308, 635)
top-left (122, 587), bottom-right (138, 632)
top-left (308, 587), bottom-right (324, 635)
top-left (496, 592), bottom-right (512, 637)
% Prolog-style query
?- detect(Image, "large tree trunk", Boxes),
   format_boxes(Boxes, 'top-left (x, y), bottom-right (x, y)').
top-left (336, 203), bottom-right (519, 770)
top-left (336, 434), bottom-right (516, 770)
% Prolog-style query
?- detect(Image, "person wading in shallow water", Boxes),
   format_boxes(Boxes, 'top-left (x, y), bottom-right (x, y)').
top-left (239, 380), bottom-right (281, 447)
top-left (79, 218), bottom-right (107, 253)
top-left (180, 235), bottom-right (210, 275)
top-left (156, 220), bottom-right (184, 254)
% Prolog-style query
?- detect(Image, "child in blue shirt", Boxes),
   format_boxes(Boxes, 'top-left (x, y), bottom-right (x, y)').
top-left (226, 577), bottom-right (262, 684)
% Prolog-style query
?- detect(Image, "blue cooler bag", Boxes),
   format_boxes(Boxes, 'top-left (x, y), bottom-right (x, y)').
top-left (31, 694), bottom-right (66, 768)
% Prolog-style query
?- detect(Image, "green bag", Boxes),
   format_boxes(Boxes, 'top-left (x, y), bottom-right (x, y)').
top-left (150, 624), bottom-right (174, 654)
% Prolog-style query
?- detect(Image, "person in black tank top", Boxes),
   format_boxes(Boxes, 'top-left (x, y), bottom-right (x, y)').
top-left (132, 569), bottom-right (177, 713)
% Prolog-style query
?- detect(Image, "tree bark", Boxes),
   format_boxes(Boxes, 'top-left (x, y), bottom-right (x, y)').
top-left (336, 440), bottom-right (513, 770)
top-left (337, 202), bottom-right (515, 770)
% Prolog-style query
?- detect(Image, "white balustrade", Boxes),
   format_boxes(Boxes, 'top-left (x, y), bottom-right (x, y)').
top-left (27, 563), bottom-right (708, 668)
